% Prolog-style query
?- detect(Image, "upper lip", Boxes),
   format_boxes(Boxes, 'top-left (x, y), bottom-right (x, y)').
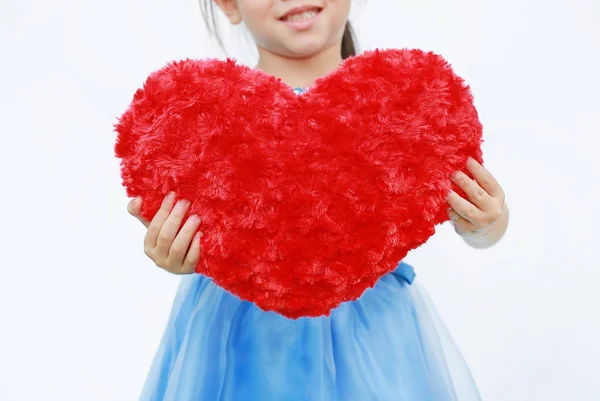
top-left (279, 5), bottom-right (322, 20)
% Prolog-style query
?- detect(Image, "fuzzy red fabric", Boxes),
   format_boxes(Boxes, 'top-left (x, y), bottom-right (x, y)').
top-left (115, 48), bottom-right (483, 318)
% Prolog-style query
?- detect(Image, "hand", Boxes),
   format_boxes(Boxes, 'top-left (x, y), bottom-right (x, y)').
top-left (446, 157), bottom-right (507, 239)
top-left (127, 192), bottom-right (203, 275)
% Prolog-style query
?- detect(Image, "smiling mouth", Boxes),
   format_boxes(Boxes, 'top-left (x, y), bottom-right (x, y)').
top-left (279, 8), bottom-right (323, 23)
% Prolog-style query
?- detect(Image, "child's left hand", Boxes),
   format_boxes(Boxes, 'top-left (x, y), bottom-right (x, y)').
top-left (446, 157), bottom-right (506, 238)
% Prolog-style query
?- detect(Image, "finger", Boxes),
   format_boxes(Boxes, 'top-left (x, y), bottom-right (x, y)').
top-left (446, 190), bottom-right (484, 224)
top-left (181, 231), bottom-right (203, 274)
top-left (144, 192), bottom-right (177, 250)
top-left (127, 197), bottom-right (150, 227)
top-left (448, 209), bottom-right (476, 235)
top-left (451, 170), bottom-right (495, 212)
top-left (168, 215), bottom-right (202, 268)
top-left (154, 198), bottom-right (191, 258)
top-left (466, 157), bottom-right (505, 201)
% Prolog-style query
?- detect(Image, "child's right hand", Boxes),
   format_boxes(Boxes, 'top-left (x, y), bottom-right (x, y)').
top-left (127, 192), bottom-right (202, 275)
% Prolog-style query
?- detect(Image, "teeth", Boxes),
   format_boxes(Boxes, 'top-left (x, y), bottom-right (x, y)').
top-left (284, 10), bottom-right (318, 22)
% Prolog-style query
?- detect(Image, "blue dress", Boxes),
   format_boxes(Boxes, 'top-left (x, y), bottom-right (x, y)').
top-left (139, 87), bottom-right (483, 401)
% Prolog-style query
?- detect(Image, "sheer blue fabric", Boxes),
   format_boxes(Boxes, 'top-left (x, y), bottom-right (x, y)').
top-left (138, 87), bottom-right (482, 400)
top-left (139, 262), bottom-right (481, 401)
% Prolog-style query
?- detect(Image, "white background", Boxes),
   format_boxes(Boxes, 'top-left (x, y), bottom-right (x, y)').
top-left (1, 0), bottom-right (599, 400)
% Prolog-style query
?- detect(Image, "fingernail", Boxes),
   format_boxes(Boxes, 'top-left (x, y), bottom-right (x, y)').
top-left (177, 199), bottom-right (189, 208)
top-left (447, 209), bottom-right (457, 221)
top-left (167, 191), bottom-right (176, 201)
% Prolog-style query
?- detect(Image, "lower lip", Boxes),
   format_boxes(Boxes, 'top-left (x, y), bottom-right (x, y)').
top-left (280, 10), bottom-right (321, 31)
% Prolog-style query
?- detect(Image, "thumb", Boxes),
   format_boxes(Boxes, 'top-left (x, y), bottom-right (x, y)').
top-left (128, 197), bottom-right (150, 228)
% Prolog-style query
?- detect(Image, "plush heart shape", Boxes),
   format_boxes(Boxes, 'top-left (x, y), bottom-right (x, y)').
top-left (115, 48), bottom-right (483, 318)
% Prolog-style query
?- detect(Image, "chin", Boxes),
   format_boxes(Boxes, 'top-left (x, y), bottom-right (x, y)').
top-left (283, 38), bottom-right (334, 58)
top-left (288, 46), bottom-right (325, 59)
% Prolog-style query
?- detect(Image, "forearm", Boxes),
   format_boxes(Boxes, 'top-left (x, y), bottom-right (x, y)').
top-left (461, 203), bottom-right (510, 249)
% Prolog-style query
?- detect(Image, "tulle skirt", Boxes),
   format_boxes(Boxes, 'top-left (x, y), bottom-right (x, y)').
top-left (139, 262), bottom-right (482, 401)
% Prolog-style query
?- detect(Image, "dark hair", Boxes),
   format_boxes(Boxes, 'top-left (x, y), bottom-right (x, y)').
top-left (199, 1), bottom-right (357, 59)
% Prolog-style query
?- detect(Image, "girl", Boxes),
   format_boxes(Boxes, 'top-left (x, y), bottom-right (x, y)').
top-left (127, 0), bottom-right (510, 399)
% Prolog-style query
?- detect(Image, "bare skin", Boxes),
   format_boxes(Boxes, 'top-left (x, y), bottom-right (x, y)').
top-left (128, 193), bottom-right (202, 274)
top-left (446, 157), bottom-right (509, 249)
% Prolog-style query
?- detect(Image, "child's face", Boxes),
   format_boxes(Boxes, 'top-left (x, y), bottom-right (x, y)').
top-left (216, 0), bottom-right (351, 58)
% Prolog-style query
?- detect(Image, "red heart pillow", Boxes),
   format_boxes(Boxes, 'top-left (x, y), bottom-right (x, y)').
top-left (115, 48), bottom-right (483, 318)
